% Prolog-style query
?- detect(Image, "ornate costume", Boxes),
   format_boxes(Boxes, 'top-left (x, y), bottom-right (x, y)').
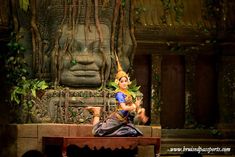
top-left (92, 53), bottom-right (143, 137)
top-left (92, 89), bottom-right (143, 137)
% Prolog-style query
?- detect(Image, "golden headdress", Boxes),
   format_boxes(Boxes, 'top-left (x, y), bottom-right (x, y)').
top-left (114, 52), bottom-right (131, 85)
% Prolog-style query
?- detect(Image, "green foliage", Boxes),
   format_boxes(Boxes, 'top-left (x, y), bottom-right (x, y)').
top-left (160, 0), bottom-right (184, 24)
top-left (11, 79), bottom-right (48, 105)
top-left (70, 59), bottom-right (78, 66)
top-left (129, 80), bottom-right (141, 92)
top-left (5, 32), bottom-right (49, 123)
top-left (160, 0), bottom-right (171, 24)
top-left (134, 6), bottom-right (146, 24)
top-left (174, 0), bottom-right (184, 23)
top-left (107, 81), bottom-right (119, 90)
top-left (121, 0), bottom-right (126, 7)
top-left (5, 33), bottom-right (29, 85)
top-left (107, 79), bottom-right (141, 99)
top-left (210, 129), bottom-right (222, 137)
top-left (19, 0), bottom-right (29, 12)
top-left (68, 107), bottom-right (78, 122)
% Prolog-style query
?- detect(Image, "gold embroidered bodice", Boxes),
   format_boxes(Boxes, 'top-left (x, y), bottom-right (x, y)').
top-left (115, 89), bottom-right (133, 111)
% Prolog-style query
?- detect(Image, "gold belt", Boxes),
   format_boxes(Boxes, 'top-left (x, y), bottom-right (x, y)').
top-left (112, 112), bottom-right (128, 123)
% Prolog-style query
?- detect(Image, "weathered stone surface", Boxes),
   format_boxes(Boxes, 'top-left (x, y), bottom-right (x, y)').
top-left (16, 124), bottom-right (38, 138)
top-left (152, 126), bottom-right (161, 137)
top-left (35, 89), bottom-right (117, 124)
top-left (38, 124), bottom-right (69, 142)
top-left (136, 125), bottom-right (152, 136)
top-left (69, 124), bottom-right (93, 137)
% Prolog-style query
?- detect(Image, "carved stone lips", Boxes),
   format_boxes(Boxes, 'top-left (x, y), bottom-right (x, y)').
top-left (69, 63), bottom-right (100, 77)
top-left (70, 64), bottom-right (99, 70)
top-left (71, 70), bottom-right (99, 77)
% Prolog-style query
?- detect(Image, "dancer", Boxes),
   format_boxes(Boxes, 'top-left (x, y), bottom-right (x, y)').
top-left (87, 54), bottom-right (148, 136)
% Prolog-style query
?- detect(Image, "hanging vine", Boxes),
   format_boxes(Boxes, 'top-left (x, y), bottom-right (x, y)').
top-left (129, 0), bottom-right (137, 74)
top-left (95, 0), bottom-right (104, 46)
top-left (11, 0), bottom-right (20, 38)
top-left (160, 0), bottom-right (184, 24)
top-left (13, 0), bottom-right (136, 89)
top-left (31, 0), bottom-right (43, 78)
top-left (110, 0), bottom-right (137, 78)
top-left (160, 0), bottom-right (170, 24)
top-left (111, 0), bottom-right (121, 54)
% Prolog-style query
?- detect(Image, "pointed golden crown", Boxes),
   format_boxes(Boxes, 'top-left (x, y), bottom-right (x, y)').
top-left (114, 52), bottom-right (129, 82)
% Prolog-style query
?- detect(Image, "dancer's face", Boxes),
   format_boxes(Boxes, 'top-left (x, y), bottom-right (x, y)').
top-left (118, 77), bottom-right (129, 90)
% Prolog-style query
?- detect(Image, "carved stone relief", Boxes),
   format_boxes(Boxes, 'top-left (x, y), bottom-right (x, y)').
top-left (33, 89), bottom-right (116, 123)
top-left (11, 0), bottom-right (136, 123)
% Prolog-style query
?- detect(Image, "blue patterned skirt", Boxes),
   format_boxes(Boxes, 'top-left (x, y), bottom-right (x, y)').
top-left (92, 112), bottom-right (143, 137)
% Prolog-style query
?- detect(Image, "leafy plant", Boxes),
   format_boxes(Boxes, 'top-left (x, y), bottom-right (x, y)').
top-left (11, 79), bottom-right (48, 105)
top-left (107, 81), bottom-right (119, 90)
top-left (5, 33), bottom-right (28, 85)
top-left (5, 32), bottom-right (49, 123)
top-left (19, 0), bottom-right (30, 12)
top-left (107, 79), bottom-right (141, 99)
top-left (210, 129), bottom-right (222, 137)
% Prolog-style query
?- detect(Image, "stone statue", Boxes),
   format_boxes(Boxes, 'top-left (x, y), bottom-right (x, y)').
top-left (15, 0), bottom-right (135, 88)
top-left (10, 0), bottom-right (137, 123)
top-left (59, 24), bottom-right (111, 87)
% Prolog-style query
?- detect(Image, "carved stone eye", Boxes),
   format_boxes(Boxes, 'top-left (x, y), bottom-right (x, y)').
top-left (88, 41), bottom-right (100, 53)
top-left (72, 41), bottom-right (83, 52)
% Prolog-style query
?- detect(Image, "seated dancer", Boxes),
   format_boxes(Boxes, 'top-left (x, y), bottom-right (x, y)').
top-left (86, 54), bottom-right (148, 137)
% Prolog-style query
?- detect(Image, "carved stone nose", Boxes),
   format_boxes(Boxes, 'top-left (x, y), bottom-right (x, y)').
top-left (76, 55), bottom-right (94, 64)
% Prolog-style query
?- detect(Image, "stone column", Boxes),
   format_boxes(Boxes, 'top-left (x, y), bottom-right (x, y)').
top-left (150, 55), bottom-right (161, 125)
top-left (184, 55), bottom-right (197, 128)
top-left (217, 56), bottom-right (235, 128)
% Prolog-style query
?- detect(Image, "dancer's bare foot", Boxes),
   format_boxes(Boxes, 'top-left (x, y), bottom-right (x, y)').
top-left (85, 106), bottom-right (101, 125)
top-left (85, 106), bottom-right (101, 117)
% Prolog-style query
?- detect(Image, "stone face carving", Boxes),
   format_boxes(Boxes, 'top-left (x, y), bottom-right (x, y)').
top-left (15, 0), bottom-right (135, 88)
top-left (59, 24), bottom-right (111, 87)
top-left (10, 0), bottom-right (136, 123)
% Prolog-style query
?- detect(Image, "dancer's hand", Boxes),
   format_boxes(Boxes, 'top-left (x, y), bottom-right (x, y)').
top-left (135, 97), bottom-right (142, 107)
top-left (131, 103), bottom-right (137, 111)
